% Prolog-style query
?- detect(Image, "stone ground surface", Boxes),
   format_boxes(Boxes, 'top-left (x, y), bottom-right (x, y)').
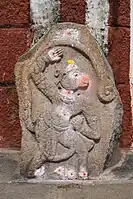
top-left (0, 149), bottom-right (133, 199)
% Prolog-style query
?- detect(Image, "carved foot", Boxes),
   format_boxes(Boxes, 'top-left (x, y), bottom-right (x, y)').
top-left (78, 167), bottom-right (88, 180)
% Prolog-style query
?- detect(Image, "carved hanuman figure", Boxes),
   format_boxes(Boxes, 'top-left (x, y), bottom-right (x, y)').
top-left (23, 47), bottom-right (101, 178)
top-left (15, 23), bottom-right (122, 180)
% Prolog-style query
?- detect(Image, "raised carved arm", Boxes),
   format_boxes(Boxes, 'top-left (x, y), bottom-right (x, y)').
top-left (34, 48), bottom-right (63, 74)
top-left (18, 47), bottom-right (63, 133)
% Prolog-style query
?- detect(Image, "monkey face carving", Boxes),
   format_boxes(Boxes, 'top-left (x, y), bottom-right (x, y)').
top-left (60, 62), bottom-right (89, 91)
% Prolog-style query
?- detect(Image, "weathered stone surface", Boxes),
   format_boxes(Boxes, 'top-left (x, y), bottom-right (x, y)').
top-left (2, 150), bottom-right (133, 199)
top-left (0, 150), bottom-right (19, 182)
top-left (15, 23), bottom-right (123, 180)
top-left (86, 0), bottom-right (109, 55)
top-left (3, 179), bottom-right (133, 199)
top-left (1, 182), bottom-right (133, 199)
top-left (30, 0), bottom-right (60, 45)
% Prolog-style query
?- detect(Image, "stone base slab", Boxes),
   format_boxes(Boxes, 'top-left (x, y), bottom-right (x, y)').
top-left (0, 181), bottom-right (133, 199)
top-left (0, 149), bottom-right (133, 199)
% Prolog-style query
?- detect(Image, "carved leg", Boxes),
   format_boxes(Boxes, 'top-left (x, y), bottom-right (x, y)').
top-left (51, 149), bottom-right (75, 162)
top-left (75, 134), bottom-right (94, 179)
top-left (71, 114), bottom-right (101, 141)
top-left (26, 151), bottom-right (47, 178)
top-left (58, 128), bottom-right (92, 179)
top-left (35, 120), bottom-right (58, 161)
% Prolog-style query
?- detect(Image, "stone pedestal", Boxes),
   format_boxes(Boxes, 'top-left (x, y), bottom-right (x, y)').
top-left (1, 150), bottom-right (133, 199)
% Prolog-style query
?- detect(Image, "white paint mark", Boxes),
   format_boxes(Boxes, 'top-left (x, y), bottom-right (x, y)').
top-left (85, 0), bottom-right (109, 55)
top-left (54, 166), bottom-right (77, 180)
top-left (34, 166), bottom-right (45, 177)
top-left (65, 63), bottom-right (78, 73)
top-left (130, 0), bottom-right (133, 125)
top-left (53, 29), bottom-right (80, 42)
top-left (30, 0), bottom-right (60, 43)
top-left (30, 0), bottom-right (60, 27)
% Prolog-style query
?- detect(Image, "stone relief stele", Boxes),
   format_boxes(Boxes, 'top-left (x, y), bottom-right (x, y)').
top-left (15, 23), bottom-right (123, 180)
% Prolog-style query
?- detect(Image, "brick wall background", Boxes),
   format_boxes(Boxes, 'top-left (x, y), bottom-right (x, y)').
top-left (108, 0), bottom-right (131, 147)
top-left (0, 0), bottom-right (131, 149)
top-left (0, 0), bottom-right (32, 148)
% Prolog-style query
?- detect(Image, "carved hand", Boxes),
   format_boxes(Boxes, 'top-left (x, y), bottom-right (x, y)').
top-left (47, 48), bottom-right (63, 62)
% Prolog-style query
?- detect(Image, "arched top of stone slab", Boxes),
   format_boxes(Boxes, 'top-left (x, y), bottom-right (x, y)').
top-left (15, 23), bottom-right (115, 104)
top-left (17, 23), bottom-right (113, 78)
top-left (21, 23), bottom-right (112, 72)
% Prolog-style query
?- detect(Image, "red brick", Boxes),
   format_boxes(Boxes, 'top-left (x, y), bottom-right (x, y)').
top-left (0, 28), bottom-right (33, 82)
top-left (108, 27), bottom-right (130, 85)
top-left (0, 0), bottom-right (30, 25)
top-left (109, 0), bottom-right (130, 27)
top-left (60, 0), bottom-right (86, 24)
top-left (108, 27), bottom-right (132, 148)
top-left (0, 86), bottom-right (21, 149)
top-left (117, 85), bottom-right (133, 148)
